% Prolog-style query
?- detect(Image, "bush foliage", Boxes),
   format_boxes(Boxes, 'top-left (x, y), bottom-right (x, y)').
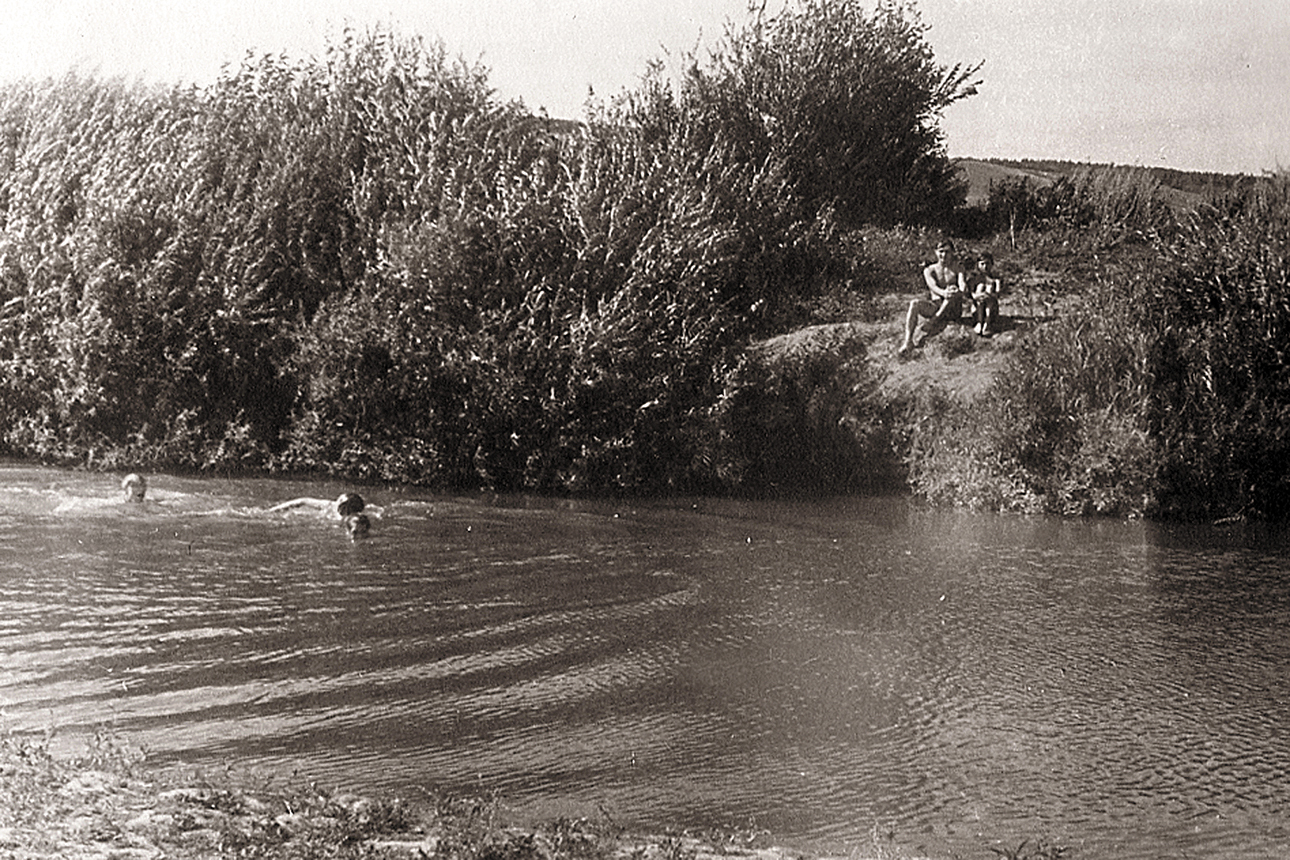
top-left (0, 3), bottom-right (974, 493)
top-left (1144, 179), bottom-right (1290, 519)
top-left (964, 164), bottom-right (1173, 249)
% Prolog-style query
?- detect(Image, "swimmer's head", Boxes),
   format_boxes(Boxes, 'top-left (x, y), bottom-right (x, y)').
top-left (345, 513), bottom-right (371, 539)
top-left (122, 473), bottom-right (147, 502)
top-left (335, 492), bottom-right (365, 517)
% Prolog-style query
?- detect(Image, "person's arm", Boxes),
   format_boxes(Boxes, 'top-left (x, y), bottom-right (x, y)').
top-left (268, 497), bottom-right (330, 513)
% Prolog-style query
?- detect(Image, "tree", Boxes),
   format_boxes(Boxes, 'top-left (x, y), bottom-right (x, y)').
top-left (630, 0), bottom-right (980, 228)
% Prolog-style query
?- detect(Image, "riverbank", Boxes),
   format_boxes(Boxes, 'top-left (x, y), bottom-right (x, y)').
top-left (4, 736), bottom-right (976, 860)
top-left (726, 249), bottom-right (1073, 502)
top-left (3, 48), bottom-right (1283, 517)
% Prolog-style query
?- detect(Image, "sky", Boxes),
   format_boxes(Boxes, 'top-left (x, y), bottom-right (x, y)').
top-left (5, 0), bottom-right (1287, 175)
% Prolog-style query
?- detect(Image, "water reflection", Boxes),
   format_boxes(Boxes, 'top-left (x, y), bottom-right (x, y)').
top-left (2, 464), bottom-right (1289, 860)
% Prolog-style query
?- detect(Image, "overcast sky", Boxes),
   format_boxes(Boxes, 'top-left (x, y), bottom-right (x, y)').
top-left (5, 0), bottom-right (1287, 175)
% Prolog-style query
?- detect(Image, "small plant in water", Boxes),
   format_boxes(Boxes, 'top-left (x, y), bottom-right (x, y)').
top-left (866, 820), bottom-right (900, 859)
top-left (989, 838), bottom-right (1069, 860)
top-left (81, 723), bottom-right (148, 774)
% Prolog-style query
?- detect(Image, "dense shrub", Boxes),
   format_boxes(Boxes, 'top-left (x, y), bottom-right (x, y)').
top-left (646, 0), bottom-right (978, 229)
top-left (0, 44), bottom-right (499, 468)
top-left (1144, 177), bottom-right (1290, 519)
top-left (714, 324), bottom-right (896, 494)
top-left (0, 1), bottom-right (978, 493)
top-left (270, 51), bottom-right (830, 491)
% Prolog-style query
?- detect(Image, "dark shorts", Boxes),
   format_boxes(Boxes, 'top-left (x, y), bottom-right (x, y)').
top-left (938, 293), bottom-right (965, 317)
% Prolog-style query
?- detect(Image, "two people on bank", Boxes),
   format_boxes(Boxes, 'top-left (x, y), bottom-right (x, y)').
top-left (898, 240), bottom-right (1001, 356)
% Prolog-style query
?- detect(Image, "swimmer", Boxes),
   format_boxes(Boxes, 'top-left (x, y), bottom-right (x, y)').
top-left (269, 491), bottom-right (366, 519)
top-left (51, 472), bottom-right (160, 515)
top-left (122, 473), bottom-right (147, 503)
top-left (345, 513), bottom-right (371, 539)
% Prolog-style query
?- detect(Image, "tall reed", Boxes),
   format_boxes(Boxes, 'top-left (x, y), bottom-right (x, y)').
top-left (974, 164), bottom-right (1172, 250)
top-left (1, 5), bottom-right (975, 493)
top-left (1145, 175), bottom-right (1290, 518)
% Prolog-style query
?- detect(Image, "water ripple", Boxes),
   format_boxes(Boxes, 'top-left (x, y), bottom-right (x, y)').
top-left (4, 467), bottom-right (1290, 860)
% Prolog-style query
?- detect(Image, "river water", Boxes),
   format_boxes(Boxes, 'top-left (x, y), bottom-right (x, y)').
top-left (2, 462), bottom-right (1289, 859)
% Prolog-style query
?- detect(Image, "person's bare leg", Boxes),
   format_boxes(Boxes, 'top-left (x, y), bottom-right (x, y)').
top-left (899, 299), bottom-right (924, 354)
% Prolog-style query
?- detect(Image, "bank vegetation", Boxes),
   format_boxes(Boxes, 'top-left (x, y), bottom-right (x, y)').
top-left (4, 731), bottom-right (1073, 860)
top-left (0, 0), bottom-right (1285, 521)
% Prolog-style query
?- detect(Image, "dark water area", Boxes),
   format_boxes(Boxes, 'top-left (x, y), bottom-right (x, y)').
top-left (3, 462), bottom-right (1289, 859)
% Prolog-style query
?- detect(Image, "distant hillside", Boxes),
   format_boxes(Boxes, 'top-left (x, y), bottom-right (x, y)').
top-left (986, 158), bottom-right (1254, 196)
top-left (955, 157), bottom-right (1255, 208)
top-left (955, 159), bottom-right (1056, 206)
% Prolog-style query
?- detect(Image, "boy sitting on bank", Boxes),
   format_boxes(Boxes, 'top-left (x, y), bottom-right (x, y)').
top-left (898, 240), bottom-right (968, 356)
top-left (966, 251), bottom-right (1002, 337)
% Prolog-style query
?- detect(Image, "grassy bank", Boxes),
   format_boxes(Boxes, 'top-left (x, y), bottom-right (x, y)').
top-left (0, 731), bottom-right (748, 860)
top-left (879, 168), bottom-right (1290, 521)
top-left (0, 733), bottom-right (1069, 860)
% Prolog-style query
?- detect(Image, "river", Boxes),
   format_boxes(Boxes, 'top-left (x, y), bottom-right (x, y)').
top-left (2, 462), bottom-right (1288, 859)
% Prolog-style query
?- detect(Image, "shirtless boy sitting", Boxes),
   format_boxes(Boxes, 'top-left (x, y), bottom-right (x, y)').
top-left (898, 240), bottom-right (967, 356)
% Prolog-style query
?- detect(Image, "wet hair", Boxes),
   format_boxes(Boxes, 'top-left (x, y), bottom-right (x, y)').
top-left (977, 251), bottom-right (994, 264)
top-left (122, 473), bottom-right (147, 502)
top-left (335, 492), bottom-right (365, 517)
top-left (345, 514), bottom-right (371, 539)
top-left (936, 240), bottom-right (954, 253)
